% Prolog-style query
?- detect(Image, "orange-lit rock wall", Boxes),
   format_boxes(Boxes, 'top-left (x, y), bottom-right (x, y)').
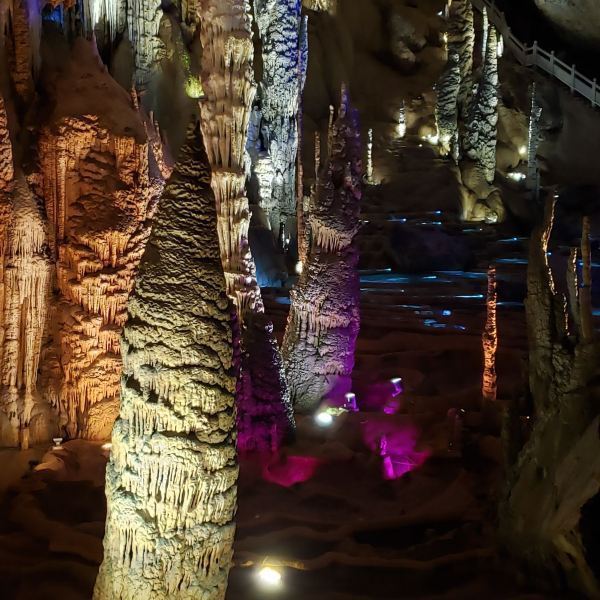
top-left (38, 115), bottom-right (161, 440)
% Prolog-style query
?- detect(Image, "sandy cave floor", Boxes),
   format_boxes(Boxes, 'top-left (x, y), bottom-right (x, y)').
top-left (1, 127), bottom-right (596, 600)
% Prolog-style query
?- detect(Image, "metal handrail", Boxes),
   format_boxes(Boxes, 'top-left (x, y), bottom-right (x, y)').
top-left (471, 0), bottom-right (599, 108)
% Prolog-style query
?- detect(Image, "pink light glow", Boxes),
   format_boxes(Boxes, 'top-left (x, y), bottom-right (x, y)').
top-left (261, 455), bottom-right (321, 487)
top-left (360, 378), bottom-right (405, 413)
top-left (362, 419), bottom-right (429, 480)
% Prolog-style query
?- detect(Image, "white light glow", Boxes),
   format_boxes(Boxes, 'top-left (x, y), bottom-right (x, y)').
top-left (102, 442), bottom-right (112, 451)
top-left (497, 36), bottom-right (504, 58)
top-left (53, 437), bottom-right (63, 447)
top-left (295, 261), bottom-right (303, 275)
top-left (315, 412), bottom-right (334, 427)
top-left (507, 171), bottom-right (526, 182)
top-left (257, 566), bottom-right (282, 588)
top-left (518, 145), bottom-right (527, 157)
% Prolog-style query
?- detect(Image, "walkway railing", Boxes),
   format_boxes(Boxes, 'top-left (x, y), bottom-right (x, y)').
top-left (471, 0), bottom-right (600, 108)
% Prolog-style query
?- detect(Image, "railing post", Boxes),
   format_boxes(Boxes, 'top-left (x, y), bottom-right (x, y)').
top-left (532, 40), bottom-right (538, 67)
top-left (549, 51), bottom-right (555, 75)
top-left (593, 79), bottom-right (597, 108)
top-left (571, 64), bottom-right (576, 93)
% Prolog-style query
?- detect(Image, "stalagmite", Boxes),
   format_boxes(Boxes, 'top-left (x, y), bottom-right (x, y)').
top-left (253, 0), bottom-right (308, 237)
top-left (197, 0), bottom-right (293, 452)
top-left (464, 26), bottom-right (498, 184)
top-left (500, 199), bottom-right (600, 596)
top-left (435, 52), bottom-right (461, 158)
top-left (94, 122), bottom-right (237, 600)
top-left (527, 83), bottom-right (542, 193)
top-left (282, 87), bottom-right (362, 413)
top-left (481, 265), bottom-right (497, 403)
top-left (38, 40), bottom-right (163, 439)
top-left (447, 0), bottom-right (474, 117)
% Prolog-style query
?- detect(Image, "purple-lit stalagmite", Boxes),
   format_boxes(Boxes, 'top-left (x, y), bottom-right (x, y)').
top-left (94, 123), bottom-right (237, 600)
top-left (500, 203), bottom-right (600, 596)
top-left (197, 0), bottom-right (293, 452)
top-left (282, 88), bottom-right (362, 413)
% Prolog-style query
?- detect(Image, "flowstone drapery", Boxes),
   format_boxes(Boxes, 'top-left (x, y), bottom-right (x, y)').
top-left (464, 26), bottom-right (498, 183)
top-left (252, 0), bottom-right (308, 238)
top-left (94, 123), bottom-right (237, 600)
top-left (282, 88), bottom-right (362, 413)
top-left (500, 200), bottom-right (600, 597)
top-left (197, 0), bottom-right (293, 452)
top-left (0, 95), bottom-right (54, 449)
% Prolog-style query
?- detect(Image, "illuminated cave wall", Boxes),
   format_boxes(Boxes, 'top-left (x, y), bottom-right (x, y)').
top-left (37, 41), bottom-right (163, 439)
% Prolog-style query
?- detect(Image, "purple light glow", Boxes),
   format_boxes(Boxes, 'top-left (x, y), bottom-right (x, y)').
top-left (362, 419), bottom-right (429, 480)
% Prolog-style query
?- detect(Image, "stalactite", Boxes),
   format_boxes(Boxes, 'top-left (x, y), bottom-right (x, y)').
top-left (8, 0), bottom-right (35, 102)
top-left (447, 0), bottom-right (474, 117)
top-left (253, 0), bottom-right (308, 236)
top-left (0, 176), bottom-right (53, 449)
top-left (37, 41), bottom-right (163, 440)
top-left (127, 0), bottom-right (165, 89)
top-left (481, 6), bottom-right (488, 62)
top-left (435, 52), bottom-right (460, 158)
top-left (464, 26), bottom-right (498, 184)
top-left (302, 0), bottom-right (336, 14)
top-left (282, 87), bottom-right (362, 413)
top-left (482, 264), bottom-right (497, 403)
top-left (500, 200), bottom-right (600, 597)
top-left (197, 0), bottom-right (293, 452)
top-left (527, 83), bottom-right (542, 192)
top-left (94, 122), bottom-right (237, 600)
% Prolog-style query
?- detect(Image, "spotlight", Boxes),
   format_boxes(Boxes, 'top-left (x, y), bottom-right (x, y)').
top-left (315, 412), bottom-right (334, 427)
top-left (256, 566), bottom-right (282, 588)
top-left (102, 443), bottom-right (112, 451)
top-left (518, 145), bottom-right (527, 157)
top-left (52, 437), bottom-right (63, 449)
top-left (295, 261), bottom-right (303, 275)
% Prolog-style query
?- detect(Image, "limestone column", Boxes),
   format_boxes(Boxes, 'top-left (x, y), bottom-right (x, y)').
top-left (94, 123), bottom-right (237, 600)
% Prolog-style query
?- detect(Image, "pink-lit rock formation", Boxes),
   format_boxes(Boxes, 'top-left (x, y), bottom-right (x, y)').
top-left (282, 87), bottom-right (362, 413)
top-left (95, 122), bottom-right (237, 600)
top-left (37, 40), bottom-right (162, 440)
